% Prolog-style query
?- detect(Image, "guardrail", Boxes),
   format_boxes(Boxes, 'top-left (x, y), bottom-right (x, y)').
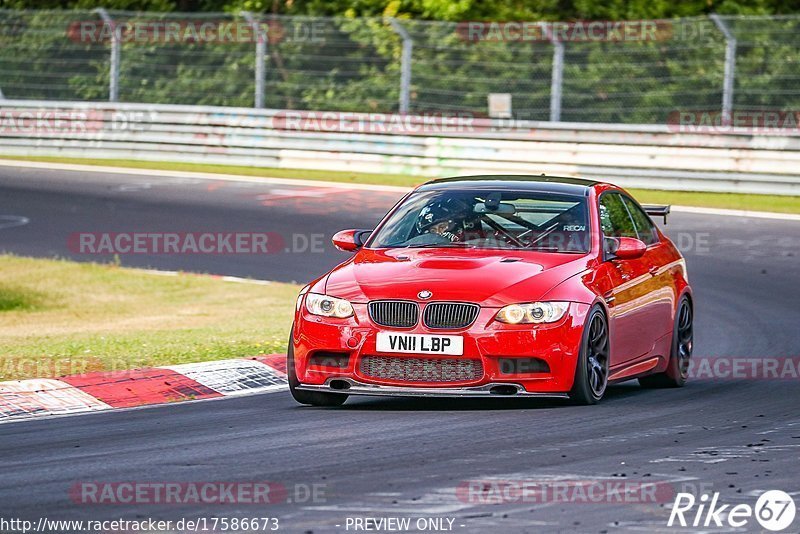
top-left (1, 100), bottom-right (799, 195)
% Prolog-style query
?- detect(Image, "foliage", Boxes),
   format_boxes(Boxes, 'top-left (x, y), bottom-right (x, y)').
top-left (2, 2), bottom-right (800, 123)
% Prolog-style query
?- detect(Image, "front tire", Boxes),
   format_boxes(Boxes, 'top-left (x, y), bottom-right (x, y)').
top-left (639, 296), bottom-right (693, 388)
top-left (569, 306), bottom-right (610, 405)
top-left (287, 332), bottom-right (348, 407)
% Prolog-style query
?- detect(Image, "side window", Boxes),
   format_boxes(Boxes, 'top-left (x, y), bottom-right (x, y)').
top-left (622, 196), bottom-right (659, 246)
top-left (599, 193), bottom-right (637, 239)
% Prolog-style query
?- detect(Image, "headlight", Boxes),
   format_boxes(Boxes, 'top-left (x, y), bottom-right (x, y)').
top-left (305, 293), bottom-right (354, 319)
top-left (495, 302), bottom-right (570, 324)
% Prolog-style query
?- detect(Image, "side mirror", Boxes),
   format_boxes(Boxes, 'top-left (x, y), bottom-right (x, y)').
top-left (610, 236), bottom-right (646, 260)
top-left (332, 229), bottom-right (370, 252)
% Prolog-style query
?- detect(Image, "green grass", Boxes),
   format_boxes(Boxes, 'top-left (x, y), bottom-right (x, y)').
top-left (3, 155), bottom-right (799, 214)
top-left (0, 255), bottom-right (298, 381)
top-left (626, 188), bottom-right (800, 214)
top-left (0, 284), bottom-right (49, 312)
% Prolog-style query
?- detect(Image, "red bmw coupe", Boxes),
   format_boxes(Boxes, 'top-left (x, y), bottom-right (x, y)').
top-left (289, 175), bottom-right (693, 406)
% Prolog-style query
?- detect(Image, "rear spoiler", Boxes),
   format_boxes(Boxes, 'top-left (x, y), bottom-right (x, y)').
top-left (642, 204), bottom-right (670, 224)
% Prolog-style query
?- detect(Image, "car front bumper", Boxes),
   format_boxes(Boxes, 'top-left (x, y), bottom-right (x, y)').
top-left (292, 302), bottom-right (591, 396)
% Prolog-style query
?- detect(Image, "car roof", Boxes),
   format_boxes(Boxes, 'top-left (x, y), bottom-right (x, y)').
top-left (417, 174), bottom-right (600, 196)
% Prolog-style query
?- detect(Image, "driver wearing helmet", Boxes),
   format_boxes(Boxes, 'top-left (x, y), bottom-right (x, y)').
top-left (416, 198), bottom-right (472, 242)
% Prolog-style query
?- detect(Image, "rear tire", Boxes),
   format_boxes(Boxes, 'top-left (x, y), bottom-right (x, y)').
top-left (569, 306), bottom-right (610, 405)
top-left (639, 296), bottom-right (693, 388)
top-left (287, 331), bottom-right (348, 407)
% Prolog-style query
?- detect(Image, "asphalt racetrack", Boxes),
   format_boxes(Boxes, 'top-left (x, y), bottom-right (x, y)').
top-left (1, 164), bottom-right (799, 533)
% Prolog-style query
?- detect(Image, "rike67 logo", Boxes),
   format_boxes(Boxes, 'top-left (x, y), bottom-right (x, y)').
top-left (668, 490), bottom-right (796, 531)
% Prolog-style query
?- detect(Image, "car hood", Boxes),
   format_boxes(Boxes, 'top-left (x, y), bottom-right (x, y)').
top-left (324, 248), bottom-right (591, 307)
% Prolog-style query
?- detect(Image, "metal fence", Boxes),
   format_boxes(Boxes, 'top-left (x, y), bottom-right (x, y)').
top-left (2, 10), bottom-right (800, 124)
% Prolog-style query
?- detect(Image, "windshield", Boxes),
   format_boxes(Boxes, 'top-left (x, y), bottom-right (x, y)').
top-left (368, 189), bottom-right (591, 252)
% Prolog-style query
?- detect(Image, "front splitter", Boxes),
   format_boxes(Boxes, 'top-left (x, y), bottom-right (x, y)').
top-left (296, 378), bottom-right (569, 399)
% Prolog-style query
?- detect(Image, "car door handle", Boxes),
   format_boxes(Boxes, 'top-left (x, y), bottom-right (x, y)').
top-left (649, 266), bottom-right (659, 276)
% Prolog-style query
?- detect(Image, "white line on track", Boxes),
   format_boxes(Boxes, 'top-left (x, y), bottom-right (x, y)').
top-left (134, 267), bottom-right (273, 285)
top-left (0, 215), bottom-right (30, 230)
top-left (0, 159), bottom-right (409, 192)
top-left (668, 205), bottom-right (800, 221)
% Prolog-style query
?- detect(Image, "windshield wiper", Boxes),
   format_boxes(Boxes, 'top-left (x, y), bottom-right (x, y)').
top-left (527, 245), bottom-right (583, 253)
top-left (526, 245), bottom-right (563, 252)
top-left (404, 242), bottom-right (476, 249)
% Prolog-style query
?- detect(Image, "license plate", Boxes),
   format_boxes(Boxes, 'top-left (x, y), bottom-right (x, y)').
top-left (376, 333), bottom-right (463, 356)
